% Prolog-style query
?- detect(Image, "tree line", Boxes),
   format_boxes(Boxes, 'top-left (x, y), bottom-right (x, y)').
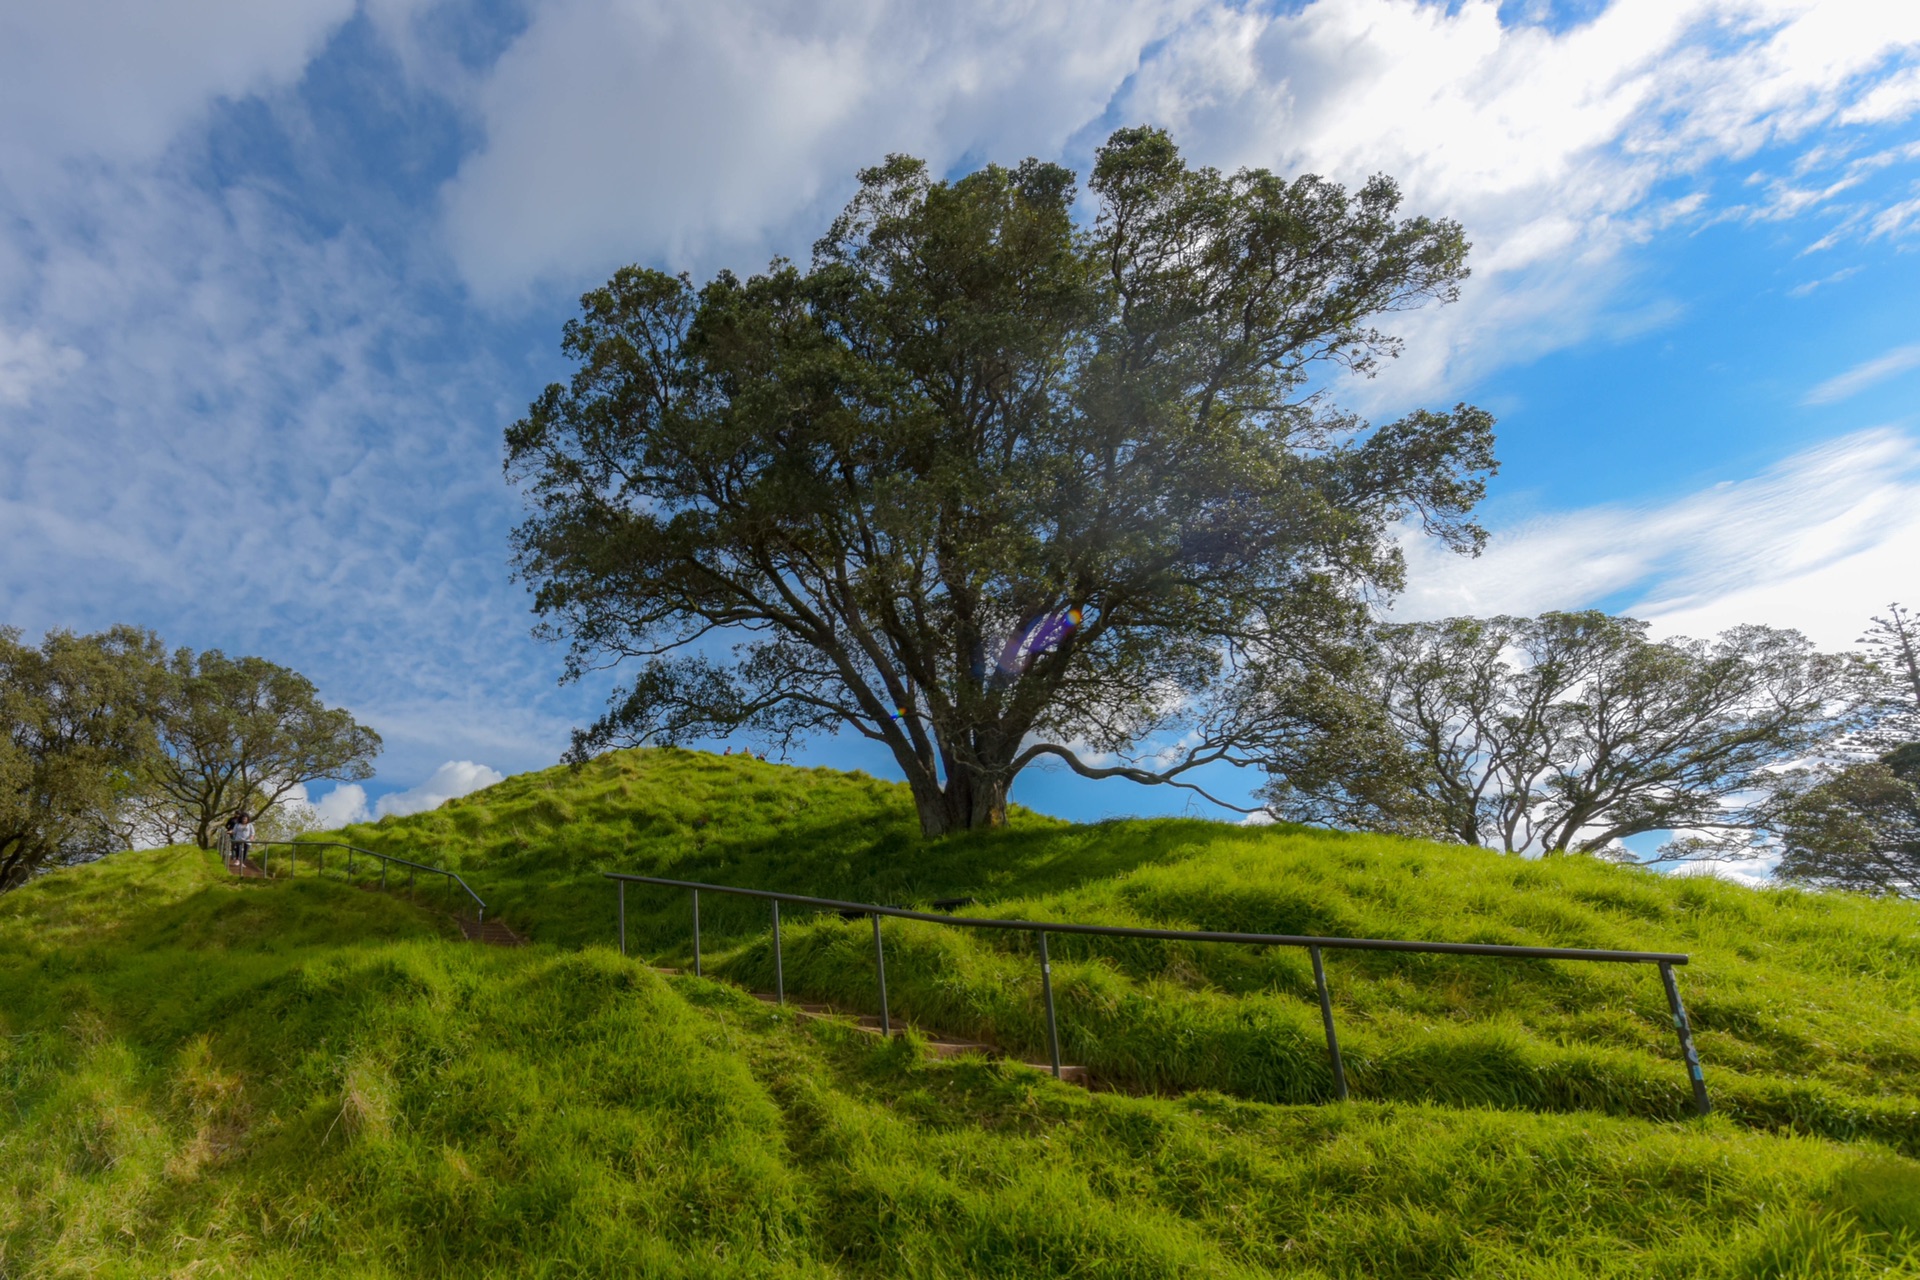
top-left (0, 626), bottom-right (379, 891)
top-left (1256, 603), bottom-right (1919, 892)
top-left (507, 125), bottom-right (1919, 896)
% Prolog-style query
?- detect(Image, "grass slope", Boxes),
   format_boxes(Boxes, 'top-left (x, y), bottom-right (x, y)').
top-left (330, 750), bottom-right (1920, 1152)
top-left (0, 750), bottom-right (1915, 1276)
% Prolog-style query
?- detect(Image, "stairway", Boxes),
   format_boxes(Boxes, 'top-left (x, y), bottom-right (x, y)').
top-left (225, 845), bottom-right (523, 946)
top-left (650, 968), bottom-right (1088, 1084)
top-left (460, 916), bottom-right (526, 946)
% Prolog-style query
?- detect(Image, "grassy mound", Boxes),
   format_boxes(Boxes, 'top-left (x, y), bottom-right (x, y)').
top-left (323, 749), bottom-right (1920, 1152)
top-left (5, 840), bottom-right (1920, 1276)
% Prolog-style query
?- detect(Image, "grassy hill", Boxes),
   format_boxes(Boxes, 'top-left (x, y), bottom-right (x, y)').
top-left (4, 747), bottom-right (1920, 1276)
top-left (333, 749), bottom-right (1920, 1149)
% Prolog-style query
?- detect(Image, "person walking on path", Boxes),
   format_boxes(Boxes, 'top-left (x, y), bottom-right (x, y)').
top-left (230, 811), bottom-right (255, 867)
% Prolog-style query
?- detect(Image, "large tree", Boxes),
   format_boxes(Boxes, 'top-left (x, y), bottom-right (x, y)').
top-left (1773, 744), bottom-right (1920, 898)
top-left (508, 128), bottom-right (1496, 837)
top-left (1256, 612), bottom-right (1858, 857)
top-left (0, 626), bottom-right (165, 891)
top-left (139, 648), bottom-right (382, 849)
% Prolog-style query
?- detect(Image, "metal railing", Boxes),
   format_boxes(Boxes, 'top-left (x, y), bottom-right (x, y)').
top-left (247, 839), bottom-right (487, 924)
top-left (604, 871), bottom-right (1711, 1115)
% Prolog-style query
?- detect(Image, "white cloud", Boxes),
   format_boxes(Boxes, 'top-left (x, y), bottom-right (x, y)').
top-left (1802, 342), bottom-right (1920, 404)
top-left (311, 782), bottom-right (372, 827)
top-left (1396, 427), bottom-right (1920, 649)
top-left (373, 760), bottom-right (506, 818)
top-left (1838, 64), bottom-right (1920, 126)
top-left (1108, 0), bottom-right (1920, 400)
top-left (431, 0), bottom-right (1920, 391)
top-left (287, 761), bottom-right (504, 828)
top-left (1787, 265), bottom-right (1860, 296)
top-left (0, 327), bottom-right (83, 405)
top-left (441, 0), bottom-right (1197, 297)
top-left (0, 1), bottom-right (361, 170)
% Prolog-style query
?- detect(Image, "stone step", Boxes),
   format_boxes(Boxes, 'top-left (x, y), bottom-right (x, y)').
top-left (459, 917), bottom-right (526, 946)
top-left (747, 992), bottom-right (1088, 1083)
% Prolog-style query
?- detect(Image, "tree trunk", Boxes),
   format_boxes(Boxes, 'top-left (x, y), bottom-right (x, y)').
top-left (908, 763), bottom-right (1011, 837)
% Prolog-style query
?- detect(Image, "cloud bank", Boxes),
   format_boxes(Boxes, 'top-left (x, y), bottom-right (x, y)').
top-left (307, 760), bottom-right (506, 827)
top-left (439, 0), bottom-right (1920, 400)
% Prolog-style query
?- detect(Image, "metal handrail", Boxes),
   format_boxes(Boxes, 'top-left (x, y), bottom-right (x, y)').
top-left (250, 839), bottom-right (487, 924)
top-left (604, 870), bottom-right (1711, 1114)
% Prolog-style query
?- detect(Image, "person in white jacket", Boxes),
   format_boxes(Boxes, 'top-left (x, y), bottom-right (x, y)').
top-left (231, 811), bottom-right (255, 865)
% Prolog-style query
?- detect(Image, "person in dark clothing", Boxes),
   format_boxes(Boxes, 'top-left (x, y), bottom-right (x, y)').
top-left (229, 811), bottom-right (255, 866)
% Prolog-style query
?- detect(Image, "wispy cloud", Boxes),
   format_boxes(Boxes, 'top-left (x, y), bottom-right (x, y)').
top-left (1107, 0), bottom-right (1920, 401)
top-left (1802, 343), bottom-right (1920, 404)
top-left (1397, 427), bottom-right (1920, 648)
top-left (1787, 265), bottom-right (1860, 296)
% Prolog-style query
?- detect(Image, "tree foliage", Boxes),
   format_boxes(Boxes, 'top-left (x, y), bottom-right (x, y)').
top-left (2, 629), bottom-right (382, 880)
top-left (138, 648), bottom-right (381, 849)
top-left (1256, 611), bottom-right (1857, 856)
top-left (1774, 744), bottom-right (1920, 898)
top-left (0, 626), bottom-right (165, 890)
top-left (1857, 602), bottom-right (1920, 751)
top-left (507, 128), bottom-right (1496, 836)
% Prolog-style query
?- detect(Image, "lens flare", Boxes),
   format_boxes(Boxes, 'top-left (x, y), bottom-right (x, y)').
top-left (994, 606), bottom-right (1085, 678)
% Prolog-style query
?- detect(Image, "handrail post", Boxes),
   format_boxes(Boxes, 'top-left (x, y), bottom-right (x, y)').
top-left (1311, 946), bottom-right (1349, 1102)
top-left (618, 880), bottom-right (627, 956)
top-left (691, 889), bottom-right (702, 977)
top-left (772, 900), bottom-right (784, 1006)
top-left (1038, 931), bottom-right (1061, 1079)
top-left (380, 857), bottom-right (387, 890)
top-left (1660, 962), bottom-right (1711, 1117)
top-left (872, 913), bottom-right (890, 1035)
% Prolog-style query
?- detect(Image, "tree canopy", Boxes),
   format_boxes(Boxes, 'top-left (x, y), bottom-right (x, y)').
top-left (1775, 743), bottom-right (1920, 898)
top-left (507, 127), bottom-right (1496, 837)
top-left (1256, 611), bottom-right (1857, 857)
top-left (0, 626), bottom-right (165, 890)
top-left (1858, 602), bottom-right (1919, 751)
top-left (133, 648), bottom-right (382, 850)
top-left (2, 628), bottom-right (381, 883)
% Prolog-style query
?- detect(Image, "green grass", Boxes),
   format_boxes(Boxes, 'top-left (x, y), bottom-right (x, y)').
top-left (325, 749), bottom-right (1920, 1151)
top-left (4, 748), bottom-right (1920, 1276)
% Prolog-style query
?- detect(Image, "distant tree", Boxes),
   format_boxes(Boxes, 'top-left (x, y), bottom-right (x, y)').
top-left (140, 649), bottom-right (381, 849)
top-left (1774, 744), bottom-right (1920, 898)
top-left (0, 626), bottom-right (165, 891)
top-left (254, 798), bottom-right (326, 844)
top-left (1857, 602), bottom-right (1920, 751)
top-left (507, 127), bottom-right (1496, 837)
top-left (1257, 612), bottom-right (1858, 857)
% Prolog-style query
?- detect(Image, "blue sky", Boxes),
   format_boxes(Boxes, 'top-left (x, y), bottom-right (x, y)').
top-left (2, 0), bottom-right (1918, 834)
